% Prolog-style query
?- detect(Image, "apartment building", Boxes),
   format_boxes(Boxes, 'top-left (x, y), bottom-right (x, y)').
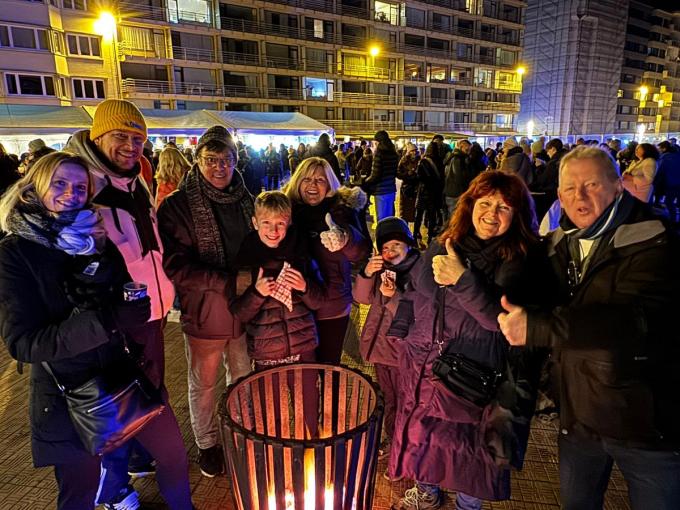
top-left (616, 1), bottom-right (680, 139)
top-left (520, 0), bottom-right (680, 141)
top-left (1, 0), bottom-right (526, 138)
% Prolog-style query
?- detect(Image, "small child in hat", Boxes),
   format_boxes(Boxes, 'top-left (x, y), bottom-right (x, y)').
top-left (353, 216), bottom-right (421, 480)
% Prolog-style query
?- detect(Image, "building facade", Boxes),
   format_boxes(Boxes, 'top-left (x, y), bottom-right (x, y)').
top-left (1, 0), bottom-right (526, 139)
top-left (520, 0), bottom-right (680, 141)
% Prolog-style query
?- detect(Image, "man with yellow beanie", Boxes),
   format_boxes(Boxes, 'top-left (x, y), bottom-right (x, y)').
top-left (65, 99), bottom-right (192, 510)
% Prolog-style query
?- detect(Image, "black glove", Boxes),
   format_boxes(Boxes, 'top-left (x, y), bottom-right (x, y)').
top-left (101, 296), bottom-right (151, 332)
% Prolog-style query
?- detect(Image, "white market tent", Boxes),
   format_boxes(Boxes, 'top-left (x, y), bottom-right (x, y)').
top-left (209, 111), bottom-right (332, 137)
top-left (0, 104), bottom-right (93, 135)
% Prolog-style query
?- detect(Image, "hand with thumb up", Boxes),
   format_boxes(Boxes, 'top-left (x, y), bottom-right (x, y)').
top-left (320, 213), bottom-right (348, 253)
top-left (432, 238), bottom-right (465, 286)
top-left (497, 295), bottom-right (527, 346)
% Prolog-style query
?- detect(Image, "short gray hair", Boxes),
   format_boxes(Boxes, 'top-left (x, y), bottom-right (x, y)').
top-left (558, 146), bottom-right (620, 187)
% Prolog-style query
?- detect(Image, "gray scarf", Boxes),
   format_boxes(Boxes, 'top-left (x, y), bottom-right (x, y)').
top-left (180, 165), bottom-right (254, 267)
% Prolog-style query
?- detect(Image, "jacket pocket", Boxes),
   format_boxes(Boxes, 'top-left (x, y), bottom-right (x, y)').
top-left (428, 376), bottom-right (484, 424)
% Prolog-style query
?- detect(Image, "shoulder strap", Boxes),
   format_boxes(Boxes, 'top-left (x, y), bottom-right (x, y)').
top-left (41, 362), bottom-right (66, 393)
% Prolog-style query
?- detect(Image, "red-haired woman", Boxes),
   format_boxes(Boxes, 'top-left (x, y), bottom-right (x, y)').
top-left (389, 170), bottom-right (548, 510)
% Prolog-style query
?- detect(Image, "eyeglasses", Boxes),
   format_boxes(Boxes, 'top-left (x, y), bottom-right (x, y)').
top-left (301, 177), bottom-right (328, 186)
top-left (201, 156), bottom-right (236, 167)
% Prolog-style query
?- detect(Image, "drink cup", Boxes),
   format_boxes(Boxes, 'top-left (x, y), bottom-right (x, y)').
top-left (123, 282), bottom-right (148, 301)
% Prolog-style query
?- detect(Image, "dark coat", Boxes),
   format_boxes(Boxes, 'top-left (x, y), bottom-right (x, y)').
top-left (0, 236), bottom-right (130, 467)
top-left (389, 239), bottom-right (546, 500)
top-left (530, 148), bottom-right (565, 220)
top-left (363, 146), bottom-right (398, 196)
top-left (527, 197), bottom-right (680, 449)
top-left (291, 186), bottom-right (371, 319)
top-left (0, 154), bottom-right (20, 195)
top-left (500, 147), bottom-right (533, 186)
top-left (157, 184), bottom-right (253, 339)
top-left (655, 150), bottom-right (680, 202)
top-left (396, 155), bottom-right (419, 222)
top-left (416, 156), bottom-right (444, 211)
top-left (309, 143), bottom-right (341, 181)
top-left (353, 250), bottom-right (420, 366)
top-left (444, 148), bottom-right (472, 198)
top-left (230, 228), bottom-right (324, 360)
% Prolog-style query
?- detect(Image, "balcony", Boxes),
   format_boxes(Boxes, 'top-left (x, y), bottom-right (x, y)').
top-left (122, 78), bottom-right (224, 97)
top-left (118, 1), bottom-right (213, 26)
top-left (172, 46), bottom-right (217, 64)
top-left (264, 55), bottom-right (301, 70)
top-left (334, 91), bottom-right (398, 105)
top-left (340, 64), bottom-right (393, 80)
top-left (222, 51), bottom-right (261, 66)
top-left (268, 87), bottom-right (303, 100)
top-left (219, 17), bottom-right (336, 45)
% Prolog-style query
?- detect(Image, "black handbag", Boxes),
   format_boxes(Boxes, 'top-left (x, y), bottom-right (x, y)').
top-left (432, 287), bottom-right (503, 407)
top-left (42, 351), bottom-right (165, 456)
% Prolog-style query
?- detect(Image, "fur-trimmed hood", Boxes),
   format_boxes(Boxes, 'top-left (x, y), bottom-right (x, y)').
top-left (333, 185), bottom-right (368, 211)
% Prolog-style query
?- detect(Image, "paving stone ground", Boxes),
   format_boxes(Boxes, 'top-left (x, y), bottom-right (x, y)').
top-left (0, 309), bottom-right (631, 509)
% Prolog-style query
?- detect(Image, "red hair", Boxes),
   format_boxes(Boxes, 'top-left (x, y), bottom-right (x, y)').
top-left (438, 170), bottom-right (538, 259)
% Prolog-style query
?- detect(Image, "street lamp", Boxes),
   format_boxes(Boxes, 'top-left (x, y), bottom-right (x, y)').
top-left (94, 11), bottom-right (121, 98)
top-left (516, 66), bottom-right (526, 76)
top-left (639, 85), bottom-right (649, 101)
top-left (94, 12), bottom-right (116, 40)
top-left (369, 45), bottom-right (381, 57)
top-left (527, 119), bottom-right (535, 140)
top-left (637, 123), bottom-right (646, 141)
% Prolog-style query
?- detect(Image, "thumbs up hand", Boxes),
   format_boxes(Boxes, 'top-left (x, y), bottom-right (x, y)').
top-left (432, 239), bottom-right (465, 286)
top-left (498, 295), bottom-right (527, 346)
top-left (320, 212), bottom-right (348, 252)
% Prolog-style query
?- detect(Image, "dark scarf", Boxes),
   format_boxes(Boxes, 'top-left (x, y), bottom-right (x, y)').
top-left (235, 226), bottom-right (303, 276)
top-left (559, 191), bottom-right (635, 241)
top-left (5, 189), bottom-right (105, 255)
top-left (384, 248), bottom-right (421, 291)
top-left (455, 234), bottom-right (506, 282)
top-left (179, 165), bottom-right (254, 267)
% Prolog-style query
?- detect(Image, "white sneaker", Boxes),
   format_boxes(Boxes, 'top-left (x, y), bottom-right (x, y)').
top-left (103, 485), bottom-right (140, 510)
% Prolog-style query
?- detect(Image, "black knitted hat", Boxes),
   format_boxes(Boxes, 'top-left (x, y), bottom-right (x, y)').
top-left (196, 125), bottom-right (237, 157)
top-left (376, 216), bottom-right (415, 251)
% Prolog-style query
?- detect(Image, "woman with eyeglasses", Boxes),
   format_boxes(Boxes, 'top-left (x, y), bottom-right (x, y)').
top-left (284, 157), bottom-right (371, 365)
top-left (157, 125), bottom-right (253, 478)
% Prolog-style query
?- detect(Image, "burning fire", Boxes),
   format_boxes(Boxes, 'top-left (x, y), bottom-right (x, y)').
top-left (267, 449), bottom-right (335, 510)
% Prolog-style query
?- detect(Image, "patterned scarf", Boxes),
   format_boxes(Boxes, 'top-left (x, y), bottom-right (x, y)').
top-left (5, 189), bottom-right (105, 255)
top-left (180, 165), bottom-right (254, 267)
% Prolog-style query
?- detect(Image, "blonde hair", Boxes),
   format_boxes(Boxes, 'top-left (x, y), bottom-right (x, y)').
top-left (155, 147), bottom-right (191, 185)
top-left (558, 146), bottom-right (620, 186)
top-left (284, 157), bottom-right (341, 203)
top-left (0, 151), bottom-right (92, 231)
top-left (255, 191), bottom-right (292, 217)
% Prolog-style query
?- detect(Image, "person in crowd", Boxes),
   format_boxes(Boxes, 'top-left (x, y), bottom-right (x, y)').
top-left (433, 134), bottom-right (453, 166)
top-left (0, 142), bottom-right (20, 196)
top-left (64, 99), bottom-right (175, 506)
top-left (468, 142), bottom-right (488, 176)
top-left (443, 139), bottom-right (472, 217)
top-left (230, 191), bottom-right (323, 433)
top-left (182, 147), bottom-right (194, 164)
top-left (363, 130), bottom-right (398, 222)
top-left (155, 147), bottom-right (191, 208)
top-left (335, 143), bottom-right (349, 182)
top-left (17, 152), bottom-right (31, 175)
top-left (157, 126), bottom-right (253, 478)
top-left (485, 148), bottom-right (498, 170)
top-left (622, 142), bottom-right (659, 203)
top-left (617, 140), bottom-right (638, 173)
top-left (355, 147), bottom-right (373, 184)
top-left (265, 143), bottom-right (281, 190)
top-left (25, 139), bottom-right (57, 174)
top-left (0, 152), bottom-right (192, 510)
top-left (354, 217), bottom-right (420, 479)
top-left (284, 157), bottom-right (371, 364)
top-left (499, 146), bottom-right (680, 510)
top-left (414, 142), bottom-right (444, 247)
top-left (575, 137), bottom-right (586, 146)
top-left (531, 139), bottom-right (549, 167)
top-left (241, 146), bottom-right (265, 197)
top-left (288, 146), bottom-right (300, 176)
top-left (607, 139), bottom-right (621, 162)
top-left (530, 138), bottom-right (565, 221)
top-left (390, 170), bottom-right (544, 510)
top-left (309, 133), bottom-right (341, 181)
top-left (279, 143), bottom-right (291, 181)
top-left (500, 137), bottom-right (533, 186)
top-left (656, 140), bottom-right (680, 204)
top-left (297, 142), bottom-right (307, 162)
top-left (396, 142), bottom-right (419, 226)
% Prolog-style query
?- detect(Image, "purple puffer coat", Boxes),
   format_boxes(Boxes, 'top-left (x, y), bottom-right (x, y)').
top-left (388, 240), bottom-right (530, 500)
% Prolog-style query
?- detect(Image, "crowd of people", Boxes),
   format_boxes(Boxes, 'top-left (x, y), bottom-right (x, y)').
top-left (0, 98), bottom-right (678, 510)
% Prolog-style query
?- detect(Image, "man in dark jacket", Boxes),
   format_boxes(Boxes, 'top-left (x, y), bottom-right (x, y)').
top-left (158, 126), bottom-right (254, 478)
top-left (530, 138), bottom-right (566, 221)
top-left (443, 139), bottom-right (471, 217)
top-left (499, 147), bottom-right (680, 510)
top-left (655, 141), bottom-right (680, 204)
top-left (309, 133), bottom-right (341, 181)
top-left (363, 130), bottom-right (398, 221)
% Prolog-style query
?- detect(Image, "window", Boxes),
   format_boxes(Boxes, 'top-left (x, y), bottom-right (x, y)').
top-left (5, 73), bottom-right (55, 96)
top-left (0, 25), bottom-right (49, 50)
top-left (67, 34), bottom-right (101, 57)
top-left (72, 78), bottom-right (105, 99)
top-left (62, 0), bottom-right (88, 10)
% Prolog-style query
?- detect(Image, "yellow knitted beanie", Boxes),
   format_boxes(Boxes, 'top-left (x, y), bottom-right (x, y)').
top-left (89, 99), bottom-right (147, 141)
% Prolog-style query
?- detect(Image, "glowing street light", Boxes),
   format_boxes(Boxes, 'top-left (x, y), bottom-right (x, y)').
top-left (369, 45), bottom-right (381, 57)
top-left (516, 66), bottom-right (526, 76)
top-left (637, 123), bottom-right (646, 141)
top-left (639, 85), bottom-right (649, 101)
top-left (94, 12), bottom-right (117, 39)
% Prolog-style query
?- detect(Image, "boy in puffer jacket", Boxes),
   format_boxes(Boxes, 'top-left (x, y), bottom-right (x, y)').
top-left (353, 216), bottom-right (421, 480)
top-left (230, 191), bottom-right (324, 435)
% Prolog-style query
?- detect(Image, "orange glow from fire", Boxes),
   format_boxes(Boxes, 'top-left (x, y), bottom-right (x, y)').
top-left (267, 450), bottom-right (335, 510)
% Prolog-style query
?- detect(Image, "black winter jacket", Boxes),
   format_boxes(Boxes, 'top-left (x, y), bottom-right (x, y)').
top-left (0, 236), bottom-right (131, 466)
top-left (363, 147), bottom-right (398, 196)
top-left (291, 187), bottom-right (371, 318)
top-left (230, 228), bottom-right (324, 360)
top-left (444, 148), bottom-right (472, 198)
top-left (527, 198), bottom-right (680, 448)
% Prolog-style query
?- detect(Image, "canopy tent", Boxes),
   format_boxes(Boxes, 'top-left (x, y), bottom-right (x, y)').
top-left (0, 104), bottom-right (93, 135)
top-left (209, 111), bottom-right (332, 137)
